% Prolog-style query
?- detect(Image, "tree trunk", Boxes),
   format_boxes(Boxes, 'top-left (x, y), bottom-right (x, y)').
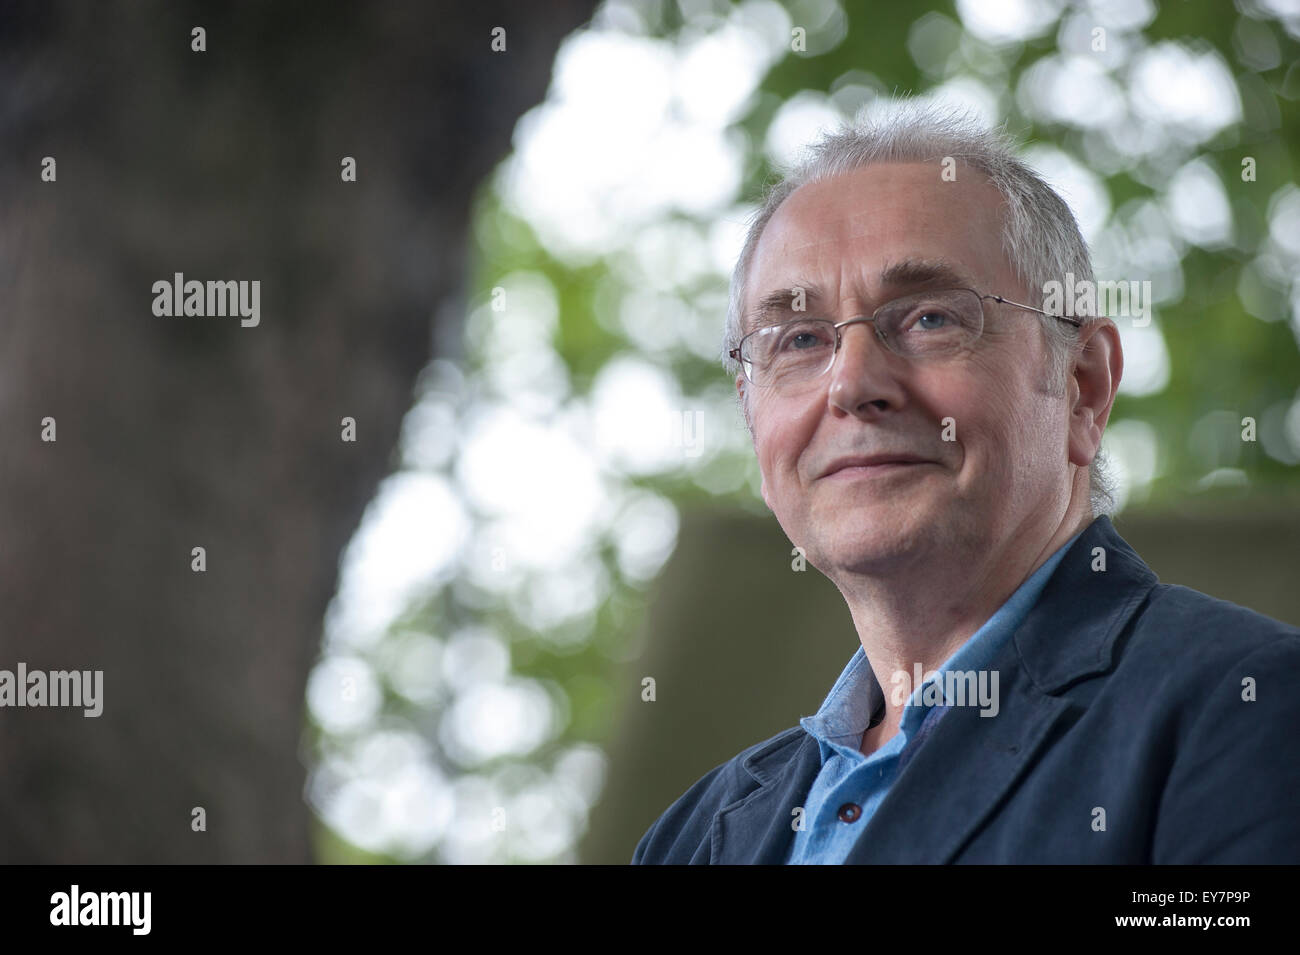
top-left (0, 0), bottom-right (596, 863)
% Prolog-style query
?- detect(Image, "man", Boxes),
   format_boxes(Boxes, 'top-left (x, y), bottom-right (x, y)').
top-left (631, 105), bottom-right (1300, 864)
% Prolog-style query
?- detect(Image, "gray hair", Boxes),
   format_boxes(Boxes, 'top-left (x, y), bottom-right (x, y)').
top-left (722, 102), bottom-right (1117, 518)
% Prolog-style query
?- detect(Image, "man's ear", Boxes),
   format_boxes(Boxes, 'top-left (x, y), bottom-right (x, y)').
top-left (1068, 318), bottom-right (1123, 469)
top-left (737, 375), bottom-right (773, 511)
top-left (735, 374), bottom-right (751, 433)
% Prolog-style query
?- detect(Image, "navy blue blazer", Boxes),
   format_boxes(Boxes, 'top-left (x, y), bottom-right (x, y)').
top-left (631, 515), bottom-right (1300, 864)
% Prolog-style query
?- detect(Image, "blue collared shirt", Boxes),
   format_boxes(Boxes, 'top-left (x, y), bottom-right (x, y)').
top-left (785, 530), bottom-right (1084, 864)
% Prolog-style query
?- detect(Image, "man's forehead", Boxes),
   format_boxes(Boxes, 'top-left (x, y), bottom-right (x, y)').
top-left (779, 208), bottom-right (878, 253)
top-left (758, 162), bottom-right (1002, 253)
top-left (744, 163), bottom-right (1008, 319)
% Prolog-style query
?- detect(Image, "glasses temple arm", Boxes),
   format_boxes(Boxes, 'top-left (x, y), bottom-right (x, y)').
top-left (986, 294), bottom-right (1082, 328)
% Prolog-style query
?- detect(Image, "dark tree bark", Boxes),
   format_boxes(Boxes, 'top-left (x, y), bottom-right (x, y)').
top-left (0, 0), bottom-right (596, 863)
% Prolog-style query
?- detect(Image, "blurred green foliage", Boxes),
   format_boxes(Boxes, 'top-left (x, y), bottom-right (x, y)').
top-left (311, 0), bottom-right (1300, 863)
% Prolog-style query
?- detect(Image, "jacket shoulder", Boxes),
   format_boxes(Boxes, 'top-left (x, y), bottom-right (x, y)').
top-left (630, 726), bottom-right (805, 864)
top-left (1135, 581), bottom-right (1300, 654)
top-left (1116, 582), bottom-right (1300, 861)
top-left (1108, 580), bottom-right (1300, 712)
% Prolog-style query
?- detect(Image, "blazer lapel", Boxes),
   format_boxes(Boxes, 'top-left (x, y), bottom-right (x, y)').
top-left (712, 730), bottom-right (824, 864)
top-left (842, 515), bottom-right (1159, 864)
top-left (842, 665), bottom-right (1075, 863)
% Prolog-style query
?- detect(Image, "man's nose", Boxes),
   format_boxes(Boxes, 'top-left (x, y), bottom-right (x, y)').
top-left (826, 319), bottom-right (905, 415)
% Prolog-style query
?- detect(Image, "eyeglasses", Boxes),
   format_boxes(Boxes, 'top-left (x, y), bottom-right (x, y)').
top-left (729, 287), bottom-right (1081, 390)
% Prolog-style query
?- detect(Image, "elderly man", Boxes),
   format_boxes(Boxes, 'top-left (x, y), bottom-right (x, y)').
top-left (631, 106), bottom-right (1300, 864)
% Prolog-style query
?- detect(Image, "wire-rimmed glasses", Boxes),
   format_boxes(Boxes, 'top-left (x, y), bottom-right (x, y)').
top-left (729, 287), bottom-right (1082, 390)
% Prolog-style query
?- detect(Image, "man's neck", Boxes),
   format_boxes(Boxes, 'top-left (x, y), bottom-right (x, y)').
top-left (838, 506), bottom-right (1093, 738)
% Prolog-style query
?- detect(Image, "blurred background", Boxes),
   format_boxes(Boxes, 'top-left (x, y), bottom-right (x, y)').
top-left (2, 0), bottom-right (1297, 864)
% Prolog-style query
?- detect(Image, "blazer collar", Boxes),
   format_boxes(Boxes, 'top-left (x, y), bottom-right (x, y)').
top-left (712, 728), bottom-right (823, 864)
top-left (713, 515), bottom-right (1159, 864)
top-left (1014, 514), bottom-right (1158, 692)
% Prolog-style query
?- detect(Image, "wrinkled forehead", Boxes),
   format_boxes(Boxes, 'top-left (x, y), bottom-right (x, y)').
top-left (744, 162), bottom-right (1014, 329)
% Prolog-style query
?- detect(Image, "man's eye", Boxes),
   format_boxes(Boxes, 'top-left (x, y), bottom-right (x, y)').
top-left (776, 324), bottom-right (833, 350)
top-left (912, 310), bottom-right (951, 330)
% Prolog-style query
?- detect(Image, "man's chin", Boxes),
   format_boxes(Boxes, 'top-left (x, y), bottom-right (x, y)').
top-left (816, 522), bottom-right (936, 573)
top-left (810, 499), bottom-right (930, 536)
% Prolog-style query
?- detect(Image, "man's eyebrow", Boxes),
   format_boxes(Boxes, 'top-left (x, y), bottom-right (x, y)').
top-left (743, 259), bottom-right (977, 332)
top-left (878, 258), bottom-right (973, 291)
top-left (745, 282), bottom-right (825, 330)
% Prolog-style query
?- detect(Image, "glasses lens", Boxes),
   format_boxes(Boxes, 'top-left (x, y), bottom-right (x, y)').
top-left (875, 289), bottom-right (982, 358)
top-left (742, 320), bottom-right (836, 387)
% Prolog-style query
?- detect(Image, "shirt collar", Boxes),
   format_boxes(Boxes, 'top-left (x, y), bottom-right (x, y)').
top-left (799, 526), bottom-right (1087, 763)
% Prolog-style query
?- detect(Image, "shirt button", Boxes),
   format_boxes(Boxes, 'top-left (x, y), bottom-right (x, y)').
top-left (837, 803), bottom-right (862, 823)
